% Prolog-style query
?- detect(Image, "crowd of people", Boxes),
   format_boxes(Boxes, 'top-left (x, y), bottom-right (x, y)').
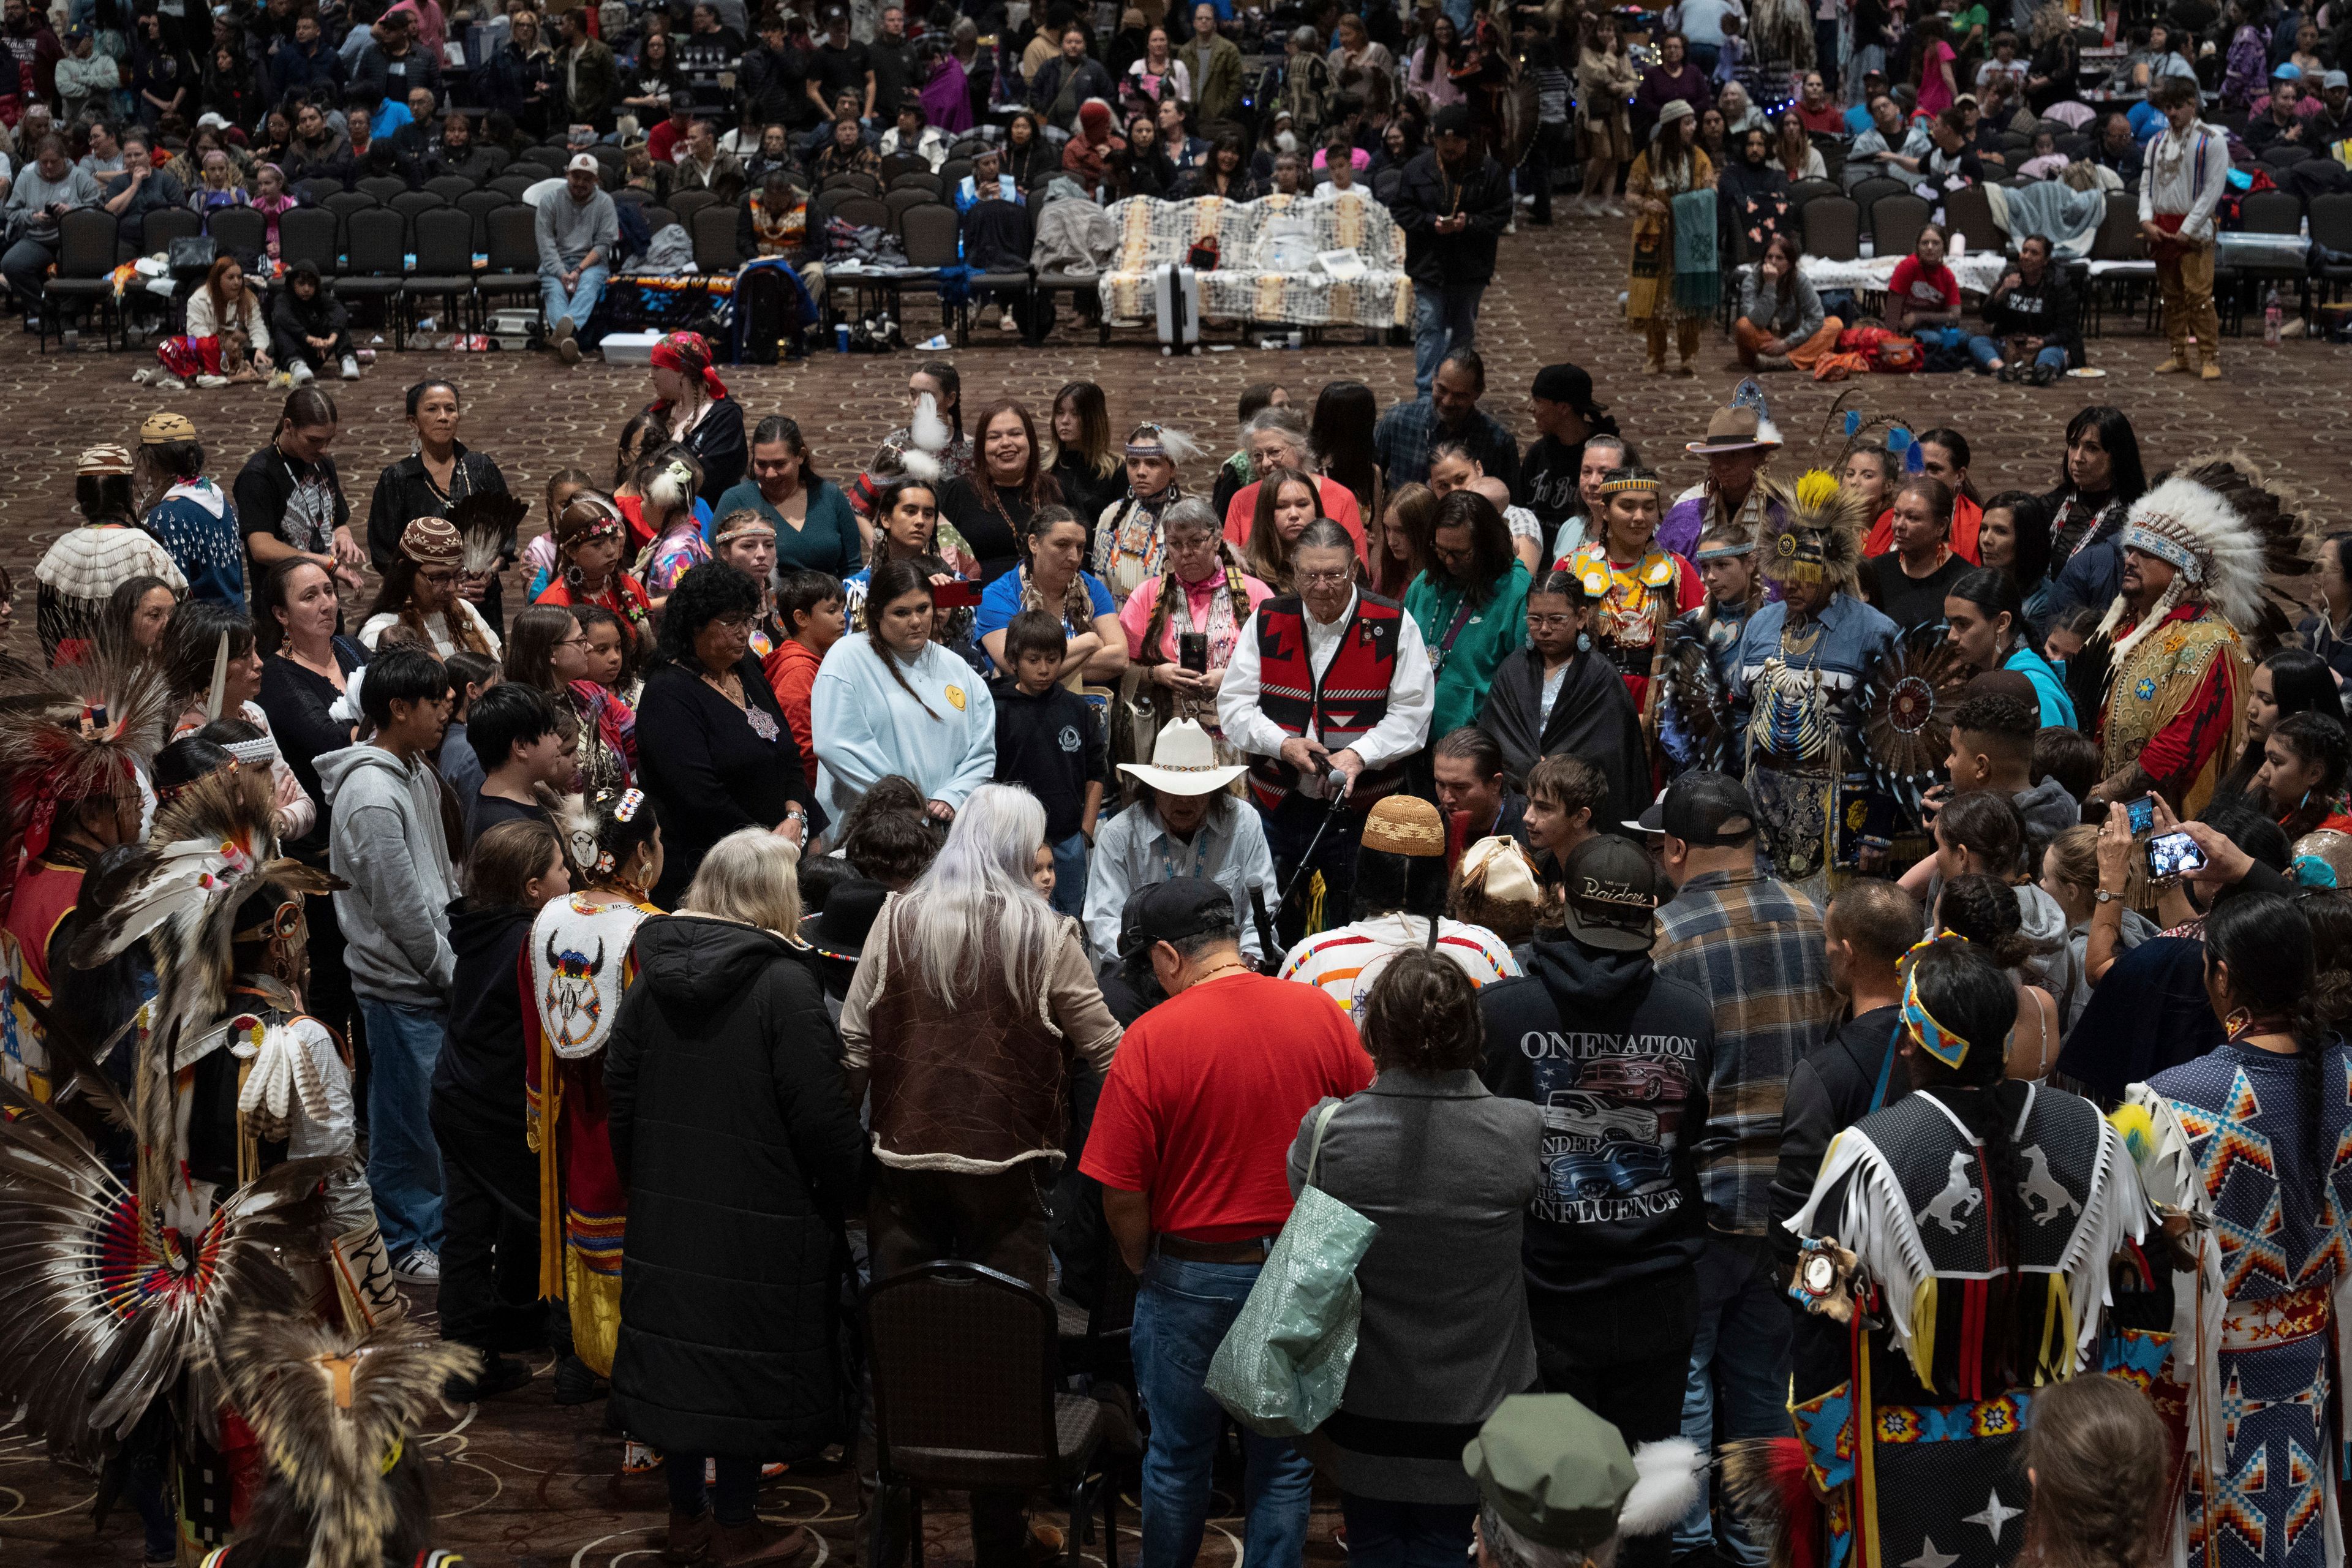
top-left (2, 324), bottom-right (2349, 1568)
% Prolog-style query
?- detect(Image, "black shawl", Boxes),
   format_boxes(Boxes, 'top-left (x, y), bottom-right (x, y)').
top-left (1477, 645), bottom-right (1649, 837)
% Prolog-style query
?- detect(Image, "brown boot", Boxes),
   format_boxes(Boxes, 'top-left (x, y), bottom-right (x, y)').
top-left (2201, 358), bottom-right (2222, 380)
top-left (709, 1521), bottom-right (809, 1567)
top-left (2153, 353), bottom-right (2188, 373)
top-left (666, 1509), bottom-right (715, 1565)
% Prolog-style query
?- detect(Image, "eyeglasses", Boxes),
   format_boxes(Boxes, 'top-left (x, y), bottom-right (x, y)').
top-left (712, 614), bottom-right (755, 631)
top-left (1297, 569), bottom-right (1352, 587)
top-left (1526, 613), bottom-right (1579, 629)
top-left (417, 568), bottom-right (458, 586)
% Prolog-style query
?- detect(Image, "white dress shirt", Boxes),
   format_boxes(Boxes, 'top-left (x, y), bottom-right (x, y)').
top-left (1216, 589), bottom-right (1437, 801)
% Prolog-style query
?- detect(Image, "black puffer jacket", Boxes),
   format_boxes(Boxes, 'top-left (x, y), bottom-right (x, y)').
top-left (606, 914), bottom-right (870, 1460)
top-left (429, 897), bottom-right (538, 1217)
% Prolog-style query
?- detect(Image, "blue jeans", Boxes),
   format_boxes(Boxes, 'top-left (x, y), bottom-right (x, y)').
top-left (1340, 1496), bottom-right (1477, 1568)
top-left (1412, 284), bottom-right (1485, 398)
top-left (1050, 830), bottom-right (1088, 921)
top-left (1133, 1254), bottom-right (1314, 1568)
top-left (540, 263), bottom-right (609, 330)
top-left (361, 997), bottom-right (447, 1261)
top-left (1965, 333), bottom-right (2067, 373)
top-left (1673, 1235), bottom-right (1793, 1567)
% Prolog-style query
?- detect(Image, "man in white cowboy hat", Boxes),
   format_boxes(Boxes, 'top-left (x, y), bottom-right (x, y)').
top-left (1219, 518), bottom-right (1436, 946)
top-left (1084, 718), bottom-right (1281, 963)
top-left (1657, 401), bottom-right (1788, 563)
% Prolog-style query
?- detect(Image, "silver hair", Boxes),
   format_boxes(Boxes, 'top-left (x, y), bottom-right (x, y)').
top-left (1291, 24), bottom-right (1321, 48)
top-left (1477, 1506), bottom-right (1616, 1568)
top-left (1161, 497), bottom-right (1223, 538)
top-left (1245, 405), bottom-right (1311, 454)
top-left (681, 827), bottom-right (804, 936)
top-left (1585, 434), bottom-right (1630, 464)
top-left (897, 783), bottom-right (1058, 1003)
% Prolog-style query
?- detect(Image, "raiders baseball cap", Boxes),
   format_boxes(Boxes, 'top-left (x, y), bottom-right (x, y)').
top-left (1631, 771), bottom-right (1757, 846)
top-left (1117, 878), bottom-right (1235, 960)
top-left (1559, 836), bottom-right (1667, 952)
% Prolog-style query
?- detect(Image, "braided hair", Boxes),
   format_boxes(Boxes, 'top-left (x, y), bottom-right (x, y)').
top-left (864, 557), bottom-right (941, 722)
top-left (579, 783), bottom-right (663, 891)
top-left (1137, 498), bottom-right (1253, 666)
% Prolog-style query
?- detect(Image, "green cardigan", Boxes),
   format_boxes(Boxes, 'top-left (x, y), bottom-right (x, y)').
top-left (710, 477), bottom-right (864, 579)
top-left (1404, 560), bottom-right (1530, 742)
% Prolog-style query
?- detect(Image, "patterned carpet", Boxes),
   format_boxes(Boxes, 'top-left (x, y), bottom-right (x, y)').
top-left (1, 202), bottom-right (2344, 1562)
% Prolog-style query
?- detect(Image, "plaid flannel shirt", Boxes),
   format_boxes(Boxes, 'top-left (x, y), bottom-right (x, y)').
top-left (1652, 868), bottom-right (1839, 1238)
top-left (1371, 399), bottom-right (1523, 490)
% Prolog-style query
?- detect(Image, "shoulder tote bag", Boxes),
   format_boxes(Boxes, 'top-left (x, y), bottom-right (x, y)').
top-left (1203, 1099), bottom-right (1379, 1438)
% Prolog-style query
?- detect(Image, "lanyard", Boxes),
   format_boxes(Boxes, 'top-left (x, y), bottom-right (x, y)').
top-left (1868, 1023), bottom-right (1900, 1114)
top-left (1156, 826), bottom-right (1214, 884)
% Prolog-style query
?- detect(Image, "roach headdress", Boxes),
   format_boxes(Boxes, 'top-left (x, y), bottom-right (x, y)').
top-left (0, 641), bottom-right (173, 917)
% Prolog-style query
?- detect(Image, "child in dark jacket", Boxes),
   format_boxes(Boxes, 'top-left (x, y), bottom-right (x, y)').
top-left (267, 260), bottom-right (353, 380)
top-left (991, 610), bottom-right (1108, 922)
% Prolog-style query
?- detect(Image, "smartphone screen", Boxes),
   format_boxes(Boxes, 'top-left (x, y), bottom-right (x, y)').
top-left (2126, 796), bottom-right (2157, 835)
top-left (2146, 829), bottom-right (2207, 880)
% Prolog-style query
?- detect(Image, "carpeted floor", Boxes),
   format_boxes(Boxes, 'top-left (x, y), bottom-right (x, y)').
top-left (1, 201), bottom-right (2345, 1564)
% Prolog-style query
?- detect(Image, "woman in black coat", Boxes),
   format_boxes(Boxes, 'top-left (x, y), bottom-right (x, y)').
top-left (634, 563), bottom-right (817, 906)
top-left (605, 832), bottom-right (869, 1566)
top-left (1476, 568), bottom-right (1648, 830)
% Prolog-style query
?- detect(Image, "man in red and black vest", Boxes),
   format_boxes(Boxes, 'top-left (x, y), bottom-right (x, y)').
top-left (1218, 518), bottom-right (1436, 946)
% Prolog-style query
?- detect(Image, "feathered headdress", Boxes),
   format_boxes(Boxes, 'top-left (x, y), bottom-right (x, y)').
top-left (0, 640), bottom-right (173, 917)
top-left (1762, 470), bottom-right (1866, 595)
top-left (451, 489), bottom-right (531, 579)
top-left (1125, 422), bottom-right (1204, 466)
top-left (69, 767), bottom-right (333, 1239)
top-left (0, 1077), bottom-right (335, 1463)
top-left (217, 1313), bottom-right (475, 1568)
top-left (2094, 453), bottom-right (2319, 663)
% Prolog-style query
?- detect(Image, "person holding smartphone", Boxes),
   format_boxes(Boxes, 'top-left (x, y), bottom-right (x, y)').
top-left (1117, 499), bottom-right (1275, 750)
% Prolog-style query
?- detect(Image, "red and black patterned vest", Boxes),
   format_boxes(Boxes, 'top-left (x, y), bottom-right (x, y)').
top-left (1246, 593), bottom-right (1406, 809)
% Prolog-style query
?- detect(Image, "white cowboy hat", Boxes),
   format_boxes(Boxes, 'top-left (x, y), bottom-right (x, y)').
top-left (1117, 718), bottom-right (1248, 796)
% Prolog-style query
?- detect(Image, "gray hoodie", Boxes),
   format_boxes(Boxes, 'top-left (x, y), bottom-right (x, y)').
top-left (318, 743), bottom-right (458, 1006)
top-left (2013, 775), bottom-right (2081, 862)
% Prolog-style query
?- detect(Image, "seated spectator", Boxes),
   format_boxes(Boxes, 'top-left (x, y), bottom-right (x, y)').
top-left (1791, 69), bottom-right (1845, 134)
top-left (1112, 111), bottom-right (1178, 198)
top-left (809, 110), bottom-right (880, 182)
top-left (876, 102), bottom-right (947, 168)
top-left (424, 111), bottom-right (499, 182)
top-left (1063, 98), bottom-right (1125, 195)
top-left (1183, 130), bottom-right (1259, 198)
top-left (1976, 31), bottom-right (2028, 96)
top-left (267, 261), bottom-right (353, 385)
top-left (1887, 222), bottom-right (1963, 337)
top-left (1734, 232), bottom-right (1841, 372)
top-left (1775, 113), bottom-right (1826, 181)
top-left (1920, 105), bottom-right (1986, 189)
top-left (954, 144), bottom-right (1019, 209)
top-left (738, 170), bottom-right (807, 259)
top-left (669, 118), bottom-right (745, 202)
top-left (1843, 92), bottom-right (1918, 189)
top-left (2246, 80), bottom-right (2318, 153)
top-left (2015, 128), bottom-right (2068, 180)
top-left (1969, 234), bottom-right (2080, 383)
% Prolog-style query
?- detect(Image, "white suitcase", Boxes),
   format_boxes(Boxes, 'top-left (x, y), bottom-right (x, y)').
top-left (1153, 262), bottom-right (1200, 355)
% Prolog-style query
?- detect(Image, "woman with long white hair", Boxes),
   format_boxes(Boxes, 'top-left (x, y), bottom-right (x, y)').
top-left (837, 782), bottom-right (1120, 1560)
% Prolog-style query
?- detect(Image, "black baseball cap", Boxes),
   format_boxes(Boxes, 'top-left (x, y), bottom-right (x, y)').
top-left (1117, 878), bottom-right (1235, 960)
top-left (1632, 771), bottom-right (1758, 846)
top-left (1559, 836), bottom-right (1667, 952)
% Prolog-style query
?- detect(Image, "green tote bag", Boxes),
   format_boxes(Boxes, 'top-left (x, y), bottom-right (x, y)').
top-left (1202, 1099), bottom-right (1379, 1438)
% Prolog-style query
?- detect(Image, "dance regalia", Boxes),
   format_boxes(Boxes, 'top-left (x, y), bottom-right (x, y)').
top-left (526, 891), bottom-right (660, 1377)
top-left (1659, 597), bottom-right (1756, 775)
top-left (534, 569), bottom-right (656, 649)
top-left (2124, 1036), bottom-right (2351, 1568)
top-left (1785, 1080), bottom-right (2152, 1568)
top-left (2097, 603), bottom-right (2250, 819)
top-left (1567, 541), bottom-right (1703, 721)
top-left (1731, 595), bottom-right (1899, 891)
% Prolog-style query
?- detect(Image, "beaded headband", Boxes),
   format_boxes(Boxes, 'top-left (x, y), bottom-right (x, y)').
top-left (1901, 936), bottom-right (1973, 1068)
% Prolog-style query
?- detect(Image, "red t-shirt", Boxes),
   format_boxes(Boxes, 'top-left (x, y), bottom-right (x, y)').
top-left (1080, 971), bottom-right (1373, 1242)
top-left (1887, 255), bottom-right (1961, 316)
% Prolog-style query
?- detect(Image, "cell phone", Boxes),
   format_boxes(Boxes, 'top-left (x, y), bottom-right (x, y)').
top-left (2146, 829), bottom-right (2207, 881)
top-left (1178, 631), bottom-right (1209, 673)
top-left (2126, 795), bottom-right (2157, 835)
top-left (930, 579), bottom-right (981, 609)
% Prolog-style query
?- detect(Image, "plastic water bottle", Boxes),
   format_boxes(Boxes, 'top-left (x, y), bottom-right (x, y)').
top-left (2264, 285), bottom-right (2283, 347)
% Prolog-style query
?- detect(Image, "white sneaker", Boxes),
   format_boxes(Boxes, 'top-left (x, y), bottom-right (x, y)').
top-left (194, 374), bottom-right (230, 388)
top-left (156, 375), bottom-right (186, 391)
top-left (393, 1246), bottom-right (441, 1284)
top-left (130, 366), bottom-right (155, 385)
top-left (291, 360), bottom-right (315, 385)
top-left (1604, 201), bottom-right (1625, 218)
top-left (339, 355), bottom-right (360, 380)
